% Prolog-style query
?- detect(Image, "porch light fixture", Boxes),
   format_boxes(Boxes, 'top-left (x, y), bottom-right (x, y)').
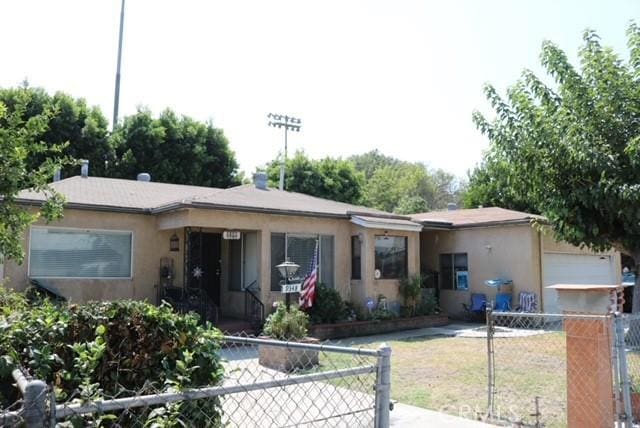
top-left (276, 259), bottom-right (300, 309)
top-left (169, 233), bottom-right (180, 252)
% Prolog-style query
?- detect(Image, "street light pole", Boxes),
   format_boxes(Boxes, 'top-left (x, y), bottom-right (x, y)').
top-left (112, 0), bottom-right (126, 131)
top-left (267, 113), bottom-right (302, 191)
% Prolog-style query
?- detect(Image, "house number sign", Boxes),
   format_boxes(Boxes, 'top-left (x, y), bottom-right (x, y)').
top-left (281, 283), bottom-right (302, 294)
top-left (223, 231), bottom-right (241, 240)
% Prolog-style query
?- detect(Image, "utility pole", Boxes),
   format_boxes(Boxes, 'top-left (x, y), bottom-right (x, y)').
top-left (112, 0), bottom-right (126, 131)
top-left (267, 113), bottom-right (302, 191)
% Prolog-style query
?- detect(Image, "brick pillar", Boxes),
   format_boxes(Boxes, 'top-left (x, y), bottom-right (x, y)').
top-left (564, 317), bottom-right (614, 427)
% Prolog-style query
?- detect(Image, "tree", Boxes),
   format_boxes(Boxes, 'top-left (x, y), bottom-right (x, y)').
top-left (0, 89), bottom-right (70, 263)
top-left (471, 24), bottom-right (640, 309)
top-left (265, 151), bottom-right (364, 204)
top-left (349, 150), bottom-right (403, 180)
top-left (464, 157), bottom-right (538, 213)
top-left (0, 86), bottom-right (111, 178)
top-left (110, 109), bottom-right (241, 187)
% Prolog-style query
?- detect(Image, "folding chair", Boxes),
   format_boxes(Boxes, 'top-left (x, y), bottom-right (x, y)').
top-left (494, 293), bottom-right (512, 312)
top-left (462, 293), bottom-right (487, 322)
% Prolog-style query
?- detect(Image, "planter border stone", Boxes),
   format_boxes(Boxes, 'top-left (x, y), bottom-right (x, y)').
top-left (308, 314), bottom-right (450, 340)
top-left (257, 336), bottom-right (320, 372)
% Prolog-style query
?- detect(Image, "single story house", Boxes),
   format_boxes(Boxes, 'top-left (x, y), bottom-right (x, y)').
top-left (413, 207), bottom-right (622, 317)
top-left (2, 169), bottom-right (423, 325)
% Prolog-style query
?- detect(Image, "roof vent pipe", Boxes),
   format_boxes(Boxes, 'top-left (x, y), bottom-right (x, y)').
top-left (254, 171), bottom-right (268, 190)
top-left (447, 202), bottom-right (457, 211)
top-left (137, 173), bottom-right (151, 182)
top-left (53, 169), bottom-right (61, 182)
top-left (80, 160), bottom-right (89, 178)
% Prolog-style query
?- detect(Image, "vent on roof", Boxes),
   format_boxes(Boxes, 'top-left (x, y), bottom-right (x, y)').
top-left (447, 202), bottom-right (457, 211)
top-left (53, 169), bottom-right (61, 182)
top-left (254, 171), bottom-right (268, 190)
top-left (137, 173), bottom-right (151, 182)
top-left (80, 160), bottom-right (89, 178)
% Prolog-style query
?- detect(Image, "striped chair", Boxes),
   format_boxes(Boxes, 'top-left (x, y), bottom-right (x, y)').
top-left (516, 292), bottom-right (538, 313)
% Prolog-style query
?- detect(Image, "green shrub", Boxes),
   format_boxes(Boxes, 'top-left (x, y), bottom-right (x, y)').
top-left (399, 274), bottom-right (423, 317)
top-left (263, 303), bottom-right (309, 340)
top-left (0, 286), bottom-right (224, 426)
top-left (306, 283), bottom-right (346, 324)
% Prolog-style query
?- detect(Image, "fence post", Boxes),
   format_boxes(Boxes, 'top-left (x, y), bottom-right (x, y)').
top-left (375, 343), bottom-right (392, 428)
top-left (22, 379), bottom-right (47, 428)
top-left (486, 306), bottom-right (495, 419)
top-left (615, 312), bottom-right (633, 425)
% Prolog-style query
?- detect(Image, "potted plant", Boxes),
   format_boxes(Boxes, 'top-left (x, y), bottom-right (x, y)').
top-left (258, 303), bottom-right (319, 372)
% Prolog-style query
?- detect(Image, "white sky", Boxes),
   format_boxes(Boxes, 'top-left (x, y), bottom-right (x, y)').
top-left (1, 0), bottom-right (637, 178)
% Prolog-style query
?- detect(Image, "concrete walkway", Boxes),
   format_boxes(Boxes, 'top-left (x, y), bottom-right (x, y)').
top-left (391, 402), bottom-right (498, 427)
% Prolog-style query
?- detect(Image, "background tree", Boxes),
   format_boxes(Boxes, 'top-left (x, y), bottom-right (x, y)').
top-left (0, 89), bottom-right (70, 262)
top-left (265, 151), bottom-right (364, 204)
top-left (471, 24), bottom-right (640, 309)
top-left (0, 86), bottom-right (111, 178)
top-left (110, 108), bottom-right (241, 187)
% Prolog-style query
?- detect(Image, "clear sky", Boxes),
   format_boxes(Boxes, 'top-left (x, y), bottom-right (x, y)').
top-left (1, 1), bottom-right (637, 178)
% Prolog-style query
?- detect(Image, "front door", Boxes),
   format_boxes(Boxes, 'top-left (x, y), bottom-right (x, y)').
top-left (186, 230), bottom-right (222, 307)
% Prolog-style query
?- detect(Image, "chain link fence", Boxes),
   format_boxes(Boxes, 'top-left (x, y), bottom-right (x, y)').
top-left (486, 310), bottom-right (640, 428)
top-left (1, 334), bottom-right (390, 427)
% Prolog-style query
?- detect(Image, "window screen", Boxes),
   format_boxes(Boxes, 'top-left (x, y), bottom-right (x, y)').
top-left (439, 254), bottom-right (454, 290)
top-left (270, 233), bottom-right (286, 291)
top-left (351, 236), bottom-right (361, 280)
top-left (320, 235), bottom-right (334, 288)
top-left (374, 236), bottom-right (407, 279)
top-left (287, 236), bottom-right (318, 279)
top-left (29, 228), bottom-right (132, 278)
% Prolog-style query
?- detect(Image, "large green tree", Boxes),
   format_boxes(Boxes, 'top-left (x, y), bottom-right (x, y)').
top-left (0, 86), bottom-right (111, 178)
top-left (265, 151), bottom-right (364, 204)
top-left (0, 89), bottom-right (70, 262)
top-left (110, 109), bottom-right (241, 187)
top-left (472, 24), bottom-right (640, 307)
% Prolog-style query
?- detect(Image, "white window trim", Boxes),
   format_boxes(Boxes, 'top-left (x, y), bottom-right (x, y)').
top-left (28, 226), bottom-right (135, 280)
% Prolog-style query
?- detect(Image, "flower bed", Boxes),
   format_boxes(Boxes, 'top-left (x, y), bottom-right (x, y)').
top-left (308, 314), bottom-right (449, 340)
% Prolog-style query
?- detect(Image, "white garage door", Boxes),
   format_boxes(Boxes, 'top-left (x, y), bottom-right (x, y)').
top-left (543, 253), bottom-right (616, 314)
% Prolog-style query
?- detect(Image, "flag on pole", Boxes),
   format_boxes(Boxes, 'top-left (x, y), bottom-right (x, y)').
top-left (299, 241), bottom-right (318, 309)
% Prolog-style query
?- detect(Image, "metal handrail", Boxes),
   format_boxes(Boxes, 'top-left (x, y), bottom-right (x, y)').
top-left (244, 281), bottom-right (264, 328)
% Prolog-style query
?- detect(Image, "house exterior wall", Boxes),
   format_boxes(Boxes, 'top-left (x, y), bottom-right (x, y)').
top-left (349, 227), bottom-right (421, 308)
top-left (421, 224), bottom-right (541, 318)
top-left (421, 224), bottom-right (622, 318)
top-left (4, 208), bottom-right (170, 303)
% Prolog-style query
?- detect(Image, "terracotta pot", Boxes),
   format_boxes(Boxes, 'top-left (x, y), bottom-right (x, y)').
top-left (258, 336), bottom-right (320, 372)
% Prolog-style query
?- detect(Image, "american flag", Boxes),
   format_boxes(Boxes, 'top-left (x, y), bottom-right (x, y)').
top-left (299, 241), bottom-right (318, 309)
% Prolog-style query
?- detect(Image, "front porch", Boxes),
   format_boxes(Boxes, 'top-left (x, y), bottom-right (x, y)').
top-left (156, 226), bottom-right (263, 332)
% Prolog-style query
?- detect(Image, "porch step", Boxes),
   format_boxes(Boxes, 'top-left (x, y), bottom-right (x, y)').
top-left (216, 318), bottom-right (258, 336)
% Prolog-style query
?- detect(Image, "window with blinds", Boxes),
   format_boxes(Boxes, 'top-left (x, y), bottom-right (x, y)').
top-left (270, 233), bottom-right (335, 290)
top-left (29, 228), bottom-right (133, 278)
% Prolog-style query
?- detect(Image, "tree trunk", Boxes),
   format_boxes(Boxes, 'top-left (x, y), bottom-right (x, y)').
top-left (627, 251), bottom-right (640, 339)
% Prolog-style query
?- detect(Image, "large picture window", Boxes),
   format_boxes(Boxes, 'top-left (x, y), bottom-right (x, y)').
top-left (29, 227), bottom-right (133, 278)
top-left (270, 233), bottom-right (335, 291)
top-left (439, 253), bottom-right (468, 290)
top-left (374, 236), bottom-right (407, 279)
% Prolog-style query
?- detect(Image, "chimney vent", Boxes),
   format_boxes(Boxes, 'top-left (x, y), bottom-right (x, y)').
top-left (53, 169), bottom-right (61, 182)
top-left (447, 202), bottom-right (457, 211)
top-left (80, 160), bottom-right (89, 178)
top-left (254, 171), bottom-right (268, 190)
top-left (137, 173), bottom-right (151, 182)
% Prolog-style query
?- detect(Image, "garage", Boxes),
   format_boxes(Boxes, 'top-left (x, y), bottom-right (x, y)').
top-left (542, 253), bottom-right (617, 314)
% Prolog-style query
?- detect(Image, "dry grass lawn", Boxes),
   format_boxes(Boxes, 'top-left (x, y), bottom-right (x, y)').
top-left (332, 332), bottom-right (570, 427)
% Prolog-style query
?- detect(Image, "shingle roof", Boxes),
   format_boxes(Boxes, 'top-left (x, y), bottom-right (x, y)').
top-left (17, 176), bottom-right (399, 219)
top-left (411, 207), bottom-right (544, 227)
top-left (187, 184), bottom-right (390, 218)
top-left (17, 176), bottom-right (222, 211)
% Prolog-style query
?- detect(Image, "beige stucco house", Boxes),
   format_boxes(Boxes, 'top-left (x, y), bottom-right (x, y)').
top-left (413, 207), bottom-right (622, 317)
top-left (2, 172), bottom-right (422, 326)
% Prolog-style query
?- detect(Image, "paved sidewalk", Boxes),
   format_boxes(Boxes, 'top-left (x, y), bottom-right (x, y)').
top-left (391, 402), bottom-right (498, 427)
